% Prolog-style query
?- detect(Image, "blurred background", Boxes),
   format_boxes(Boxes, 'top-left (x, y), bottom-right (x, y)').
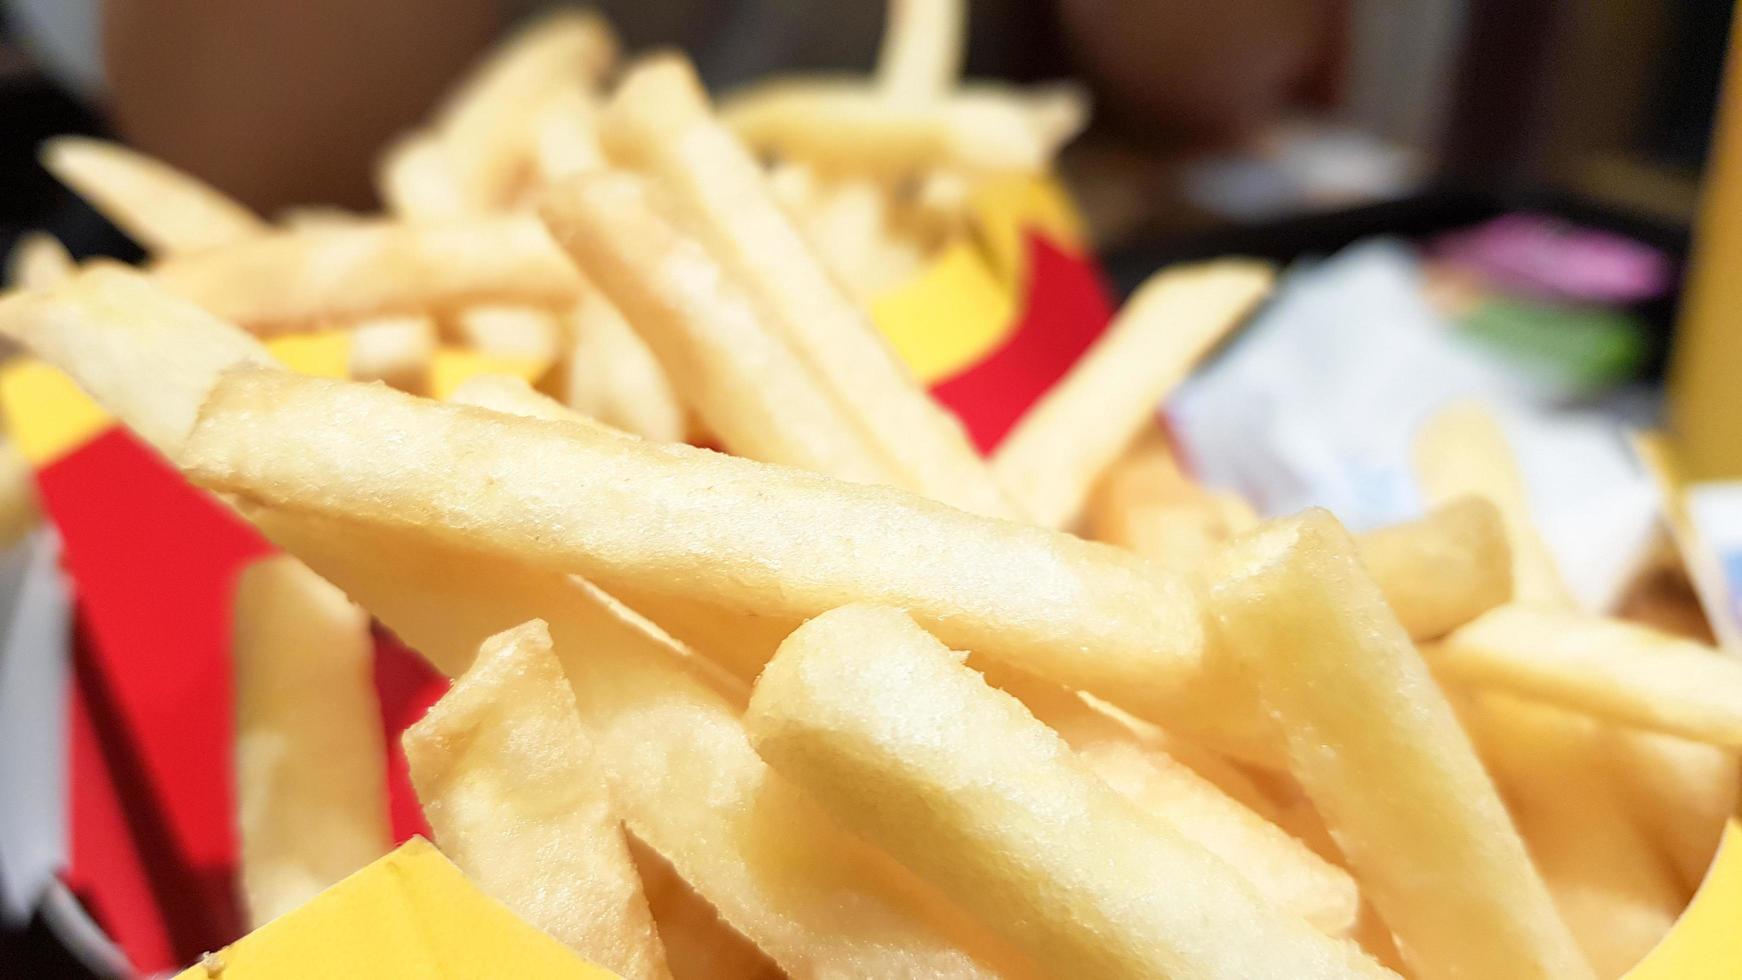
top-left (0, 0), bottom-right (1737, 975)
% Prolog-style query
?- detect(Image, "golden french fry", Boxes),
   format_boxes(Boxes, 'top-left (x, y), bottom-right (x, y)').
top-left (1207, 510), bottom-right (1590, 980)
top-left (764, 161), bottom-right (817, 216)
top-left (449, 303), bottom-right (563, 366)
top-left (993, 260), bottom-right (1273, 528)
top-left (599, 59), bottom-right (1017, 522)
top-left (745, 605), bottom-right (1392, 979)
top-left (232, 554), bottom-right (390, 928)
top-left (152, 216), bottom-right (580, 333)
top-left (875, 0), bottom-right (965, 100)
top-left (557, 288), bottom-right (688, 443)
top-left (625, 837), bottom-right (782, 980)
top-left (1605, 728), bottom-right (1738, 890)
top-left (0, 438), bottom-right (38, 550)
top-left (247, 508), bottom-right (1019, 978)
top-left (723, 80), bottom-right (1053, 175)
top-left (404, 620), bottom-right (671, 979)
top-left (1012, 81), bottom-right (1092, 152)
top-left (538, 171), bottom-right (900, 485)
top-left (1467, 696), bottom-right (1684, 978)
top-left (348, 313), bottom-right (437, 391)
top-left (6, 231), bottom-right (75, 290)
top-left (978, 662), bottom-right (1357, 932)
top-left (0, 266), bottom-right (273, 456)
top-left (1082, 427), bottom-right (1257, 570)
top-left (39, 136), bottom-right (266, 254)
top-left (433, 8), bottom-right (618, 208)
top-left (378, 133), bottom-right (471, 222)
top-left (181, 370), bottom-right (1248, 756)
top-left (599, 60), bottom-right (1016, 516)
top-left (1414, 400), bottom-right (1572, 607)
top-left (1357, 496), bottom-right (1514, 640)
top-left (1435, 605), bottom-right (1742, 747)
top-left (533, 87), bottom-right (608, 184)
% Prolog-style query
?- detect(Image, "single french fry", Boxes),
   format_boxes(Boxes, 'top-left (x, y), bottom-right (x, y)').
top-left (449, 303), bottom-right (563, 366)
top-left (6, 231), bottom-right (75, 290)
top-left (39, 136), bottom-right (266, 255)
top-left (247, 507), bottom-right (1021, 978)
top-left (599, 60), bottom-right (1017, 516)
top-left (348, 313), bottom-right (437, 391)
top-left (1357, 496), bottom-right (1514, 640)
top-left (977, 661), bottom-right (1357, 932)
top-left (533, 87), bottom-right (608, 184)
top-left (0, 438), bottom-right (38, 550)
top-left (434, 8), bottom-right (618, 208)
top-left (1013, 81), bottom-right (1092, 152)
top-left (602, 55), bottom-right (1017, 515)
top-left (0, 266), bottom-right (273, 456)
top-left (181, 370), bottom-right (1254, 758)
top-left (557, 288), bottom-right (688, 443)
top-left (723, 80), bottom-right (1053, 175)
top-left (1414, 400), bottom-right (1573, 607)
top-left (1435, 605), bottom-right (1742, 748)
top-left (538, 171), bottom-right (900, 485)
top-left (993, 260), bottom-right (1273, 529)
top-left (875, 0), bottom-right (965, 100)
top-left (1206, 510), bottom-right (1590, 980)
top-left (1468, 696), bottom-right (1684, 978)
top-left (232, 554), bottom-right (390, 928)
top-left (625, 837), bottom-right (782, 980)
top-left (745, 605), bottom-right (1392, 979)
top-left (378, 133), bottom-right (471, 222)
top-left (1605, 728), bottom-right (1738, 890)
top-left (152, 216), bottom-right (580, 333)
top-left (404, 620), bottom-right (671, 979)
top-left (1082, 427), bottom-right (1257, 570)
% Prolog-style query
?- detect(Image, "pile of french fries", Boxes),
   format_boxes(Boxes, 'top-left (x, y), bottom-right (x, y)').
top-left (3, 3), bottom-right (1739, 979)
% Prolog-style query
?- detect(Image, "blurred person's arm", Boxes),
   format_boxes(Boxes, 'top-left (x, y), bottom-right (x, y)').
top-left (101, 0), bottom-right (505, 212)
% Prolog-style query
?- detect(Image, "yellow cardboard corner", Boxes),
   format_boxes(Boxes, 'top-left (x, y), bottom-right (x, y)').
top-left (174, 837), bottom-right (620, 979)
top-left (871, 242), bottom-right (1014, 384)
top-left (429, 347), bottom-right (552, 401)
top-left (1626, 819), bottom-right (1742, 978)
top-left (968, 174), bottom-right (1087, 284)
top-left (0, 359), bottom-right (112, 467)
top-left (264, 331), bottom-right (352, 379)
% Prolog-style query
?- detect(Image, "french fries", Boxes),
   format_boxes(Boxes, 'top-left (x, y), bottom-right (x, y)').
top-left (1082, 427), bottom-right (1257, 570)
top-left (231, 555), bottom-right (389, 928)
top-left (0, 266), bottom-right (274, 456)
top-left (404, 620), bottom-right (671, 979)
top-left (625, 837), bottom-right (782, 980)
top-left (601, 57), bottom-right (1017, 516)
top-left (378, 134), bottom-right (471, 222)
top-left (5, 231), bottom-right (75, 290)
top-left (181, 370), bottom-right (1246, 750)
top-left (993, 260), bottom-right (1273, 529)
top-left (745, 605), bottom-right (1392, 979)
top-left (1606, 729), bottom-right (1738, 890)
top-left (538, 171), bottom-right (905, 485)
top-left (1467, 695), bottom-right (1684, 977)
top-left (1356, 496), bottom-right (1514, 639)
top-left (347, 313), bottom-right (438, 391)
top-left (557, 287), bottom-right (688, 443)
top-left (876, 0), bottom-right (966, 100)
top-left (1207, 510), bottom-right (1591, 980)
top-left (448, 303), bottom-right (563, 366)
top-left (1414, 400), bottom-right (1574, 607)
top-left (977, 662), bottom-right (1358, 932)
top-left (430, 8), bottom-right (619, 209)
top-left (724, 80), bottom-right (1055, 175)
top-left (248, 509), bottom-right (1021, 977)
top-left (39, 136), bottom-right (266, 254)
top-left (150, 216), bottom-right (579, 334)
top-left (1436, 605), bottom-right (1742, 747)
